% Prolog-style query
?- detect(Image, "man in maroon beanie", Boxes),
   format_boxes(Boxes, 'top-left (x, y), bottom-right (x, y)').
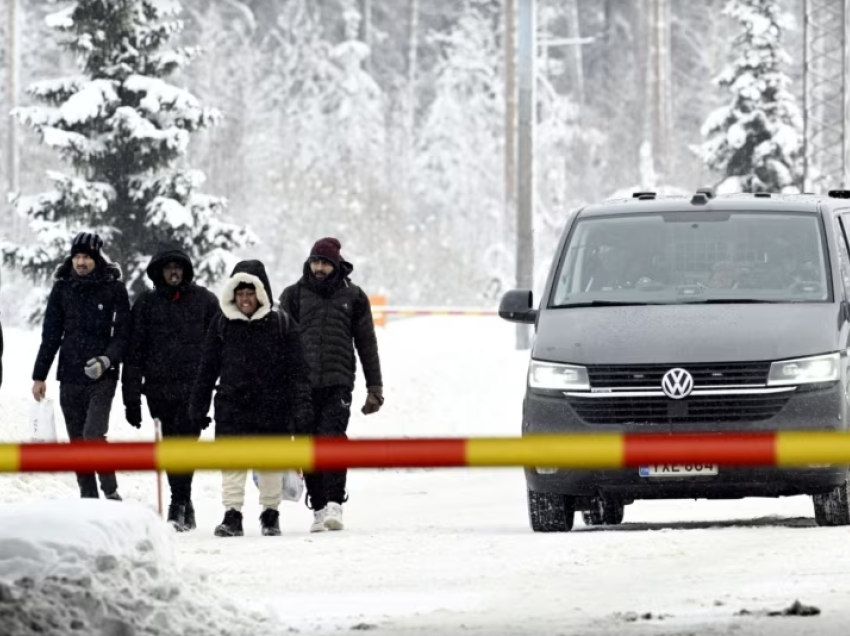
top-left (279, 237), bottom-right (384, 533)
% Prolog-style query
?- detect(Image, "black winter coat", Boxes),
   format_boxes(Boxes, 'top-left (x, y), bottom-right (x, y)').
top-left (279, 260), bottom-right (382, 390)
top-left (122, 248), bottom-right (220, 413)
top-left (189, 261), bottom-right (313, 437)
top-left (33, 257), bottom-right (131, 386)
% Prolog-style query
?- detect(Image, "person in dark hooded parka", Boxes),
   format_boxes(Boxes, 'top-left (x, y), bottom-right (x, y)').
top-left (32, 232), bottom-right (131, 500)
top-left (189, 260), bottom-right (313, 538)
top-left (122, 246), bottom-right (220, 531)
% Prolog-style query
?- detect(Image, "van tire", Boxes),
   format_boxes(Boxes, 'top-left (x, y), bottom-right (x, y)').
top-left (812, 480), bottom-right (850, 526)
top-left (528, 489), bottom-right (576, 533)
top-left (582, 497), bottom-right (625, 526)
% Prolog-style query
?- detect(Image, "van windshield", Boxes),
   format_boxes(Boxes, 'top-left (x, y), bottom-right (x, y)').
top-left (549, 211), bottom-right (831, 306)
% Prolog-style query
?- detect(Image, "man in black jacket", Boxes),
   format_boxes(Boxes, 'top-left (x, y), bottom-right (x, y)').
top-left (122, 247), bottom-right (219, 531)
top-left (32, 232), bottom-right (131, 499)
top-left (190, 260), bottom-right (313, 537)
top-left (279, 237), bottom-right (384, 533)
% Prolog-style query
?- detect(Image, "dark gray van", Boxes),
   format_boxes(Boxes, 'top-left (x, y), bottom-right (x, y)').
top-left (500, 189), bottom-right (850, 532)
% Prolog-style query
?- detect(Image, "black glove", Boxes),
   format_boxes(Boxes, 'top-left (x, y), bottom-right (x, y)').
top-left (362, 386), bottom-right (384, 415)
top-left (125, 405), bottom-right (142, 429)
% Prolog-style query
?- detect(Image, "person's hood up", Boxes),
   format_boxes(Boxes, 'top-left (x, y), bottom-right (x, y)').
top-left (146, 247), bottom-right (195, 287)
top-left (220, 259), bottom-right (274, 322)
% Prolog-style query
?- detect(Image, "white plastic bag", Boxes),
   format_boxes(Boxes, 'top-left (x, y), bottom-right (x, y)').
top-left (252, 469), bottom-right (305, 503)
top-left (30, 398), bottom-right (58, 442)
top-left (281, 470), bottom-right (305, 502)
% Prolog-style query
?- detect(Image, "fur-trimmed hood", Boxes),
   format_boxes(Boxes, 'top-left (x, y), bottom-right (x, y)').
top-left (219, 260), bottom-right (274, 321)
top-left (54, 255), bottom-right (122, 283)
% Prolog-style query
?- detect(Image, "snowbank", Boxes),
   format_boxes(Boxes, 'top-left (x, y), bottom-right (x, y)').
top-left (0, 500), bottom-right (281, 635)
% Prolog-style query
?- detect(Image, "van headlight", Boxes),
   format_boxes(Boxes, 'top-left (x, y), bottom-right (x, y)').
top-left (528, 361), bottom-right (590, 391)
top-left (767, 353), bottom-right (840, 386)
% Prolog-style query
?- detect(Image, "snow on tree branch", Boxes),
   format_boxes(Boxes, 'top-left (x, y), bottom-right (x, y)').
top-left (5, 0), bottom-right (254, 319)
top-left (693, 0), bottom-right (803, 193)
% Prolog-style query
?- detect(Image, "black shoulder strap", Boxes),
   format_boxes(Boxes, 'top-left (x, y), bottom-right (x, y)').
top-left (276, 309), bottom-right (290, 339)
top-left (289, 286), bottom-right (301, 322)
top-left (217, 312), bottom-right (227, 341)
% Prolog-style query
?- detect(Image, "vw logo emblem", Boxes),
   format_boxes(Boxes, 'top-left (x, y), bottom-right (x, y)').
top-left (661, 368), bottom-right (694, 399)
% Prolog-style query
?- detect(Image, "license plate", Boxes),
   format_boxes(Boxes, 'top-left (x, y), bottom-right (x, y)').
top-left (639, 464), bottom-right (719, 477)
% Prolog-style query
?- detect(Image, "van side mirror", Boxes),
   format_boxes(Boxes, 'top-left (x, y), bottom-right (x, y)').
top-left (499, 289), bottom-right (538, 324)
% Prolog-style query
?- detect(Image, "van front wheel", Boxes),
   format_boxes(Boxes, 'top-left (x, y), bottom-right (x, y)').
top-left (813, 480), bottom-right (850, 526)
top-left (527, 489), bottom-right (576, 533)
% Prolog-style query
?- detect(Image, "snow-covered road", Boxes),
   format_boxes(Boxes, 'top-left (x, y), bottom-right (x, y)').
top-left (1, 317), bottom-right (849, 634)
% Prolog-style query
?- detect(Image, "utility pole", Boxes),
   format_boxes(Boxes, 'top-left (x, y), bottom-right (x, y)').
top-left (516, 0), bottom-right (535, 351)
top-left (505, 0), bottom-right (517, 261)
top-left (7, 0), bottom-right (19, 200)
top-left (564, 0), bottom-right (584, 107)
top-left (646, 0), bottom-right (671, 182)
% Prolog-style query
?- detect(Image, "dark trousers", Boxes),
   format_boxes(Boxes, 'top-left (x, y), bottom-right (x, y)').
top-left (59, 379), bottom-right (118, 498)
top-left (305, 386), bottom-right (352, 510)
top-left (148, 396), bottom-right (200, 506)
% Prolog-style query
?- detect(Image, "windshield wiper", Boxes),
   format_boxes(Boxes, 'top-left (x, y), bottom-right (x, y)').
top-left (550, 300), bottom-right (669, 308)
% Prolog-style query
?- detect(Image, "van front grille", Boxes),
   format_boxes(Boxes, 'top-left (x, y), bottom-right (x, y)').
top-left (586, 362), bottom-right (771, 389)
top-left (567, 393), bottom-right (790, 425)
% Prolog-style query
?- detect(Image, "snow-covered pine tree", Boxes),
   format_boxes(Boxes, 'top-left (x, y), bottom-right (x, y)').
top-left (3, 0), bottom-right (254, 307)
top-left (323, 0), bottom-right (387, 176)
top-left (694, 0), bottom-right (803, 194)
top-left (415, 0), bottom-right (503, 275)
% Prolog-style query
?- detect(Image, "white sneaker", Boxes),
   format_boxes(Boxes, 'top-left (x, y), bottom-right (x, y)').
top-left (310, 508), bottom-right (328, 533)
top-left (324, 502), bottom-right (344, 531)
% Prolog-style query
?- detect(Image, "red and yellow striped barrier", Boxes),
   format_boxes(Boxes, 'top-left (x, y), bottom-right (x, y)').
top-left (1, 432), bottom-right (850, 473)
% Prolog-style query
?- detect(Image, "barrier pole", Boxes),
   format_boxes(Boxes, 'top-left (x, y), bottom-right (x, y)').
top-left (5, 432), bottom-right (850, 473)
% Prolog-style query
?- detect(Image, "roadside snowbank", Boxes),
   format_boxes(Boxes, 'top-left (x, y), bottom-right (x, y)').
top-left (0, 499), bottom-right (281, 635)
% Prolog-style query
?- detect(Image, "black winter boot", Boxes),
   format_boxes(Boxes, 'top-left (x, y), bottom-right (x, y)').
top-left (167, 503), bottom-right (186, 532)
top-left (260, 508), bottom-right (281, 536)
top-left (215, 509), bottom-right (243, 537)
top-left (183, 500), bottom-right (196, 531)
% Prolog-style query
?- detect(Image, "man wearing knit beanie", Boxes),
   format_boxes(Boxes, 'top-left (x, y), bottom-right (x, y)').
top-left (31, 231), bottom-right (131, 500)
top-left (279, 237), bottom-right (384, 533)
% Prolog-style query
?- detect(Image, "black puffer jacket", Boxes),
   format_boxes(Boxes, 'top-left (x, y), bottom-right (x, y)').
top-left (189, 260), bottom-right (313, 436)
top-left (279, 259), bottom-right (382, 390)
top-left (122, 248), bottom-right (220, 412)
top-left (33, 257), bottom-right (131, 385)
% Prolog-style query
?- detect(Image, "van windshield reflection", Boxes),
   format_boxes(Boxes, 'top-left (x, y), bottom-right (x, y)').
top-left (549, 212), bottom-right (830, 307)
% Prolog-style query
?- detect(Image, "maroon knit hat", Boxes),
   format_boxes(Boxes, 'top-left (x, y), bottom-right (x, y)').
top-left (310, 237), bottom-right (342, 266)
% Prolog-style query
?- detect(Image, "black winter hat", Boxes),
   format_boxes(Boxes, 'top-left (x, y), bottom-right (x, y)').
top-left (309, 237), bottom-right (342, 267)
top-left (70, 232), bottom-right (103, 260)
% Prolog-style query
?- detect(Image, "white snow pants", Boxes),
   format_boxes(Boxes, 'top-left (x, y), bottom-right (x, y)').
top-left (222, 470), bottom-right (282, 511)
